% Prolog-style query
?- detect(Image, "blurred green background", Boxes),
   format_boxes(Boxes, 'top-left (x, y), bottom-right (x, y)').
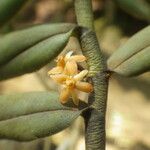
top-left (0, 0), bottom-right (150, 150)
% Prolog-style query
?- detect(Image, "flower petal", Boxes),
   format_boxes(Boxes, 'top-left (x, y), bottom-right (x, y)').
top-left (64, 60), bottom-right (78, 75)
top-left (56, 56), bottom-right (65, 67)
top-left (60, 87), bottom-right (71, 104)
top-left (74, 70), bottom-right (88, 81)
top-left (70, 55), bottom-right (86, 62)
top-left (71, 90), bottom-right (79, 105)
top-left (48, 66), bottom-right (63, 75)
top-left (75, 81), bottom-right (93, 93)
top-left (50, 74), bottom-right (67, 84)
top-left (64, 51), bottom-right (74, 61)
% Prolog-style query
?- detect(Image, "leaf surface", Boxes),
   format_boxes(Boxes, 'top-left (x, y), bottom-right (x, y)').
top-left (107, 26), bottom-right (150, 76)
top-left (114, 0), bottom-right (150, 21)
top-left (0, 24), bottom-right (76, 80)
top-left (0, 23), bottom-right (75, 66)
top-left (0, 0), bottom-right (28, 27)
top-left (0, 92), bottom-right (82, 141)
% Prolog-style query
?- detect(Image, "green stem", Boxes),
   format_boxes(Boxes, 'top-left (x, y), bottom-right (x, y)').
top-left (75, 0), bottom-right (109, 150)
top-left (74, 0), bottom-right (94, 30)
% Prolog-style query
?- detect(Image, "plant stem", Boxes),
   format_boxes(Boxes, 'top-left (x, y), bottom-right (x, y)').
top-left (74, 0), bottom-right (94, 30)
top-left (75, 0), bottom-right (109, 150)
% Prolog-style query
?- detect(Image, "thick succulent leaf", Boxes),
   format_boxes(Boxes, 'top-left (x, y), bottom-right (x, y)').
top-left (114, 0), bottom-right (150, 21)
top-left (107, 26), bottom-right (150, 77)
top-left (0, 23), bottom-right (75, 66)
top-left (0, 92), bottom-right (82, 141)
top-left (0, 24), bottom-right (76, 81)
top-left (0, 0), bottom-right (28, 27)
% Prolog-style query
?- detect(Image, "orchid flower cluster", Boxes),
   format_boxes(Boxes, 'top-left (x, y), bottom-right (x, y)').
top-left (48, 51), bottom-right (93, 105)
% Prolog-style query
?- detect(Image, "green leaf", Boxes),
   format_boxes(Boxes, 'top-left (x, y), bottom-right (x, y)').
top-left (0, 0), bottom-right (28, 28)
top-left (0, 24), bottom-right (76, 81)
top-left (114, 0), bottom-right (150, 21)
top-left (0, 92), bottom-right (82, 141)
top-left (107, 26), bottom-right (150, 77)
top-left (0, 23), bottom-right (75, 66)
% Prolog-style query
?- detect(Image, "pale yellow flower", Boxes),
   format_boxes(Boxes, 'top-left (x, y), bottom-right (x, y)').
top-left (50, 69), bottom-right (93, 105)
top-left (48, 51), bottom-right (93, 105)
top-left (48, 51), bottom-right (86, 75)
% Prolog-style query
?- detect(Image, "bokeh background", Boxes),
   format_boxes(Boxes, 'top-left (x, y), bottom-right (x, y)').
top-left (0, 0), bottom-right (150, 150)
